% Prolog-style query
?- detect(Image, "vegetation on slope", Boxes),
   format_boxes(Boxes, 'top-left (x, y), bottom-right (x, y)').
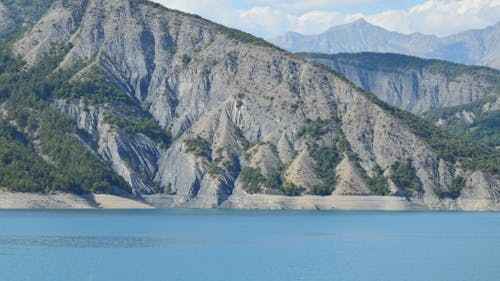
top-left (424, 96), bottom-right (500, 149)
top-left (239, 167), bottom-right (305, 196)
top-left (0, 40), bottom-right (136, 193)
top-left (361, 91), bottom-right (499, 175)
top-left (298, 52), bottom-right (500, 81)
top-left (0, 120), bottom-right (69, 192)
top-left (299, 51), bottom-right (500, 155)
top-left (390, 159), bottom-right (421, 197)
top-left (0, 0), bottom-right (54, 39)
top-left (105, 113), bottom-right (172, 149)
top-left (433, 176), bottom-right (465, 199)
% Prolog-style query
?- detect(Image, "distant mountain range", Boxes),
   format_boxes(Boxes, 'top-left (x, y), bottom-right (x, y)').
top-left (271, 19), bottom-right (500, 69)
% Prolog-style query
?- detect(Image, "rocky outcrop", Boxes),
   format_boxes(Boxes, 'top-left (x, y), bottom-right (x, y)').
top-left (271, 19), bottom-right (500, 69)
top-left (0, 3), bottom-right (10, 31)
top-left (52, 99), bottom-right (163, 195)
top-left (6, 0), bottom-right (499, 210)
top-left (303, 52), bottom-right (499, 114)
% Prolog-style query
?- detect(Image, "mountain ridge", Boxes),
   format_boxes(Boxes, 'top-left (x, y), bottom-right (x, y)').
top-left (271, 20), bottom-right (500, 69)
top-left (0, 0), bottom-right (498, 210)
top-left (300, 52), bottom-right (499, 149)
top-left (299, 52), bottom-right (499, 149)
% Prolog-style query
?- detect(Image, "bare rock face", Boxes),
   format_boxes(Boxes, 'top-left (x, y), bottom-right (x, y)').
top-left (458, 171), bottom-right (500, 211)
top-left (304, 53), bottom-right (499, 114)
top-left (9, 0), bottom-right (500, 210)
top-left (333, 157), bottom-right (371, 195)
top-left (283, 150), bottom-right (322, 191)
top-left (53, 99), bottom-right (162, 195)
top-left (14, 0), bottom-right (87, 65)
top-left (0, 3), bottom-right (10, 31)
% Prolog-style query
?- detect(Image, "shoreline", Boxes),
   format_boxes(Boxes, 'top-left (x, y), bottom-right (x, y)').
top-left (0, 191), bottom-right (426, 210)
top-left (0, 192), bottom-right (153, 209)
top-left (0, 191), bottom-right (497, 211)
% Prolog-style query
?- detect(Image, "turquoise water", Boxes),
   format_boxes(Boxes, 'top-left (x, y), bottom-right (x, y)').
top-left (0, 210), bottom-right (499, 281)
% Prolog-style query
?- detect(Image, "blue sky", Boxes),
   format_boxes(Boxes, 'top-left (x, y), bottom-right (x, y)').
top-left (232, 0), bottom-right (424, 14)
top-left (152, 0), bottom-right (500, 38)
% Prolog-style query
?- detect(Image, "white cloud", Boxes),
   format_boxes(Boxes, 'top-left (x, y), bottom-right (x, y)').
top-left (366, 0), bottom-right (500, 36)
top-left (152, 0), bottom-right (500, 38)
top-left (249, 0), bottom-right (383, 12)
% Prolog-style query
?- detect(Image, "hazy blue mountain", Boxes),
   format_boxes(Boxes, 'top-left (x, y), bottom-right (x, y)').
top-left (271, 19), bottom-right (500, 69)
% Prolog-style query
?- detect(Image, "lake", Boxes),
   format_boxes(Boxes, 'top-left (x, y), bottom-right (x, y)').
top-left (0, 210), bottom-right (499, 281)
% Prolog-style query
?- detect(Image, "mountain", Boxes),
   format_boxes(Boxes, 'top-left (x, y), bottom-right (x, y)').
top-left (300, 52), bottom-right (500, 149)
top-left (301, 52), bottom-right (500, 114)
top-left (271, 19), bottom-right (500, 69)
top-left (0, 0), bottom-right (498, 210)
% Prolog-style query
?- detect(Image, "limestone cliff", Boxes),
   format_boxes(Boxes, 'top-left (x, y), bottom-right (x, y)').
top-left (0, 3), bottom-right (10, 31)
top-left (2, 0), bottom-right (498, 210)
top-left (302, 52), bottom-right (499, 114)
top-left (302, 52), bottom-right (499, 149)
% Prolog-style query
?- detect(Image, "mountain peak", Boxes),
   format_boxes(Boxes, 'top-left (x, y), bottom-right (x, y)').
top-left (324, 18), bottom-right (379, 33)
top-left (352, 18), bottom-right (369, 25)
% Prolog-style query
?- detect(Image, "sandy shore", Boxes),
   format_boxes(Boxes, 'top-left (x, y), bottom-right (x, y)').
top-left (0, 191), bottom-right (153, 209)
top-left (93, 194), bottom-right (153, 209)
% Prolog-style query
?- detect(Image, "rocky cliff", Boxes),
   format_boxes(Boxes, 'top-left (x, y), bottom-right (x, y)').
top-left (301, 52), bottom-right (500, 114)
top-left (0, 0), bottom-right (53, 38)
top-left (1, 0), bottom-right (499, 210)
top-left (271, 19), bottom-right (500, 69)
top-left (301, 52), bottom-right (500, 149)
top-left (0, 3), bottom-right (11, 31)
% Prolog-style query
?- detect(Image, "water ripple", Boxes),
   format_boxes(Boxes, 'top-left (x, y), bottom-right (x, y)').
top-left (0, 235), bottom-right (210, 248)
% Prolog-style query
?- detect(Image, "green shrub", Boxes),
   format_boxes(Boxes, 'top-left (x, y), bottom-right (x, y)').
top-left (308, 143), bottom-right (342, 195)
top-left (311, 184), bottom-right (334, 196)
top-left (239, 167), bottom-right (265, 194)
top-left (184, 136), bottom-right (211, 157)
top-left (182, 54), bottom-right (191, 64)
top-left (281, 182), bottom-right (305, 196)
top-left (390, 159), bottom-right (421, 196)
top-left (297, 118), bottom-right (329, 138)
top-left (105, 114), bottom-right (172, 149)
top-left (433, 176), bottom-right (466, 199)
top-left (369, 167), bottom-right (390, 195)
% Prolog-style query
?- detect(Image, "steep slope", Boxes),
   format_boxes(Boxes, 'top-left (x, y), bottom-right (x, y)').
top-left (1, 0), bottom-right (499, 210)
top-left (0, 3), bottom-right (10, 32)
top-left (301, 52), bottom-right (499, 113)
top-left (423, 98), bottom-right (500, 149)
top-left (300, 52), bottom-right (500, 148)
top-left (270, 19), bottom-right (500, 69)
top-left (0, 0), bottom-right (53, 38)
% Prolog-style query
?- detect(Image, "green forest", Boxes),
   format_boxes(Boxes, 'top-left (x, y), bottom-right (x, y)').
top-left (0, 40), bottom-right (133, 193)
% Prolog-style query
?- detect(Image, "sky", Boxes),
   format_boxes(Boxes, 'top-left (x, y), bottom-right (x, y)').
top-left (151, 0), bottom-right (500, 38)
